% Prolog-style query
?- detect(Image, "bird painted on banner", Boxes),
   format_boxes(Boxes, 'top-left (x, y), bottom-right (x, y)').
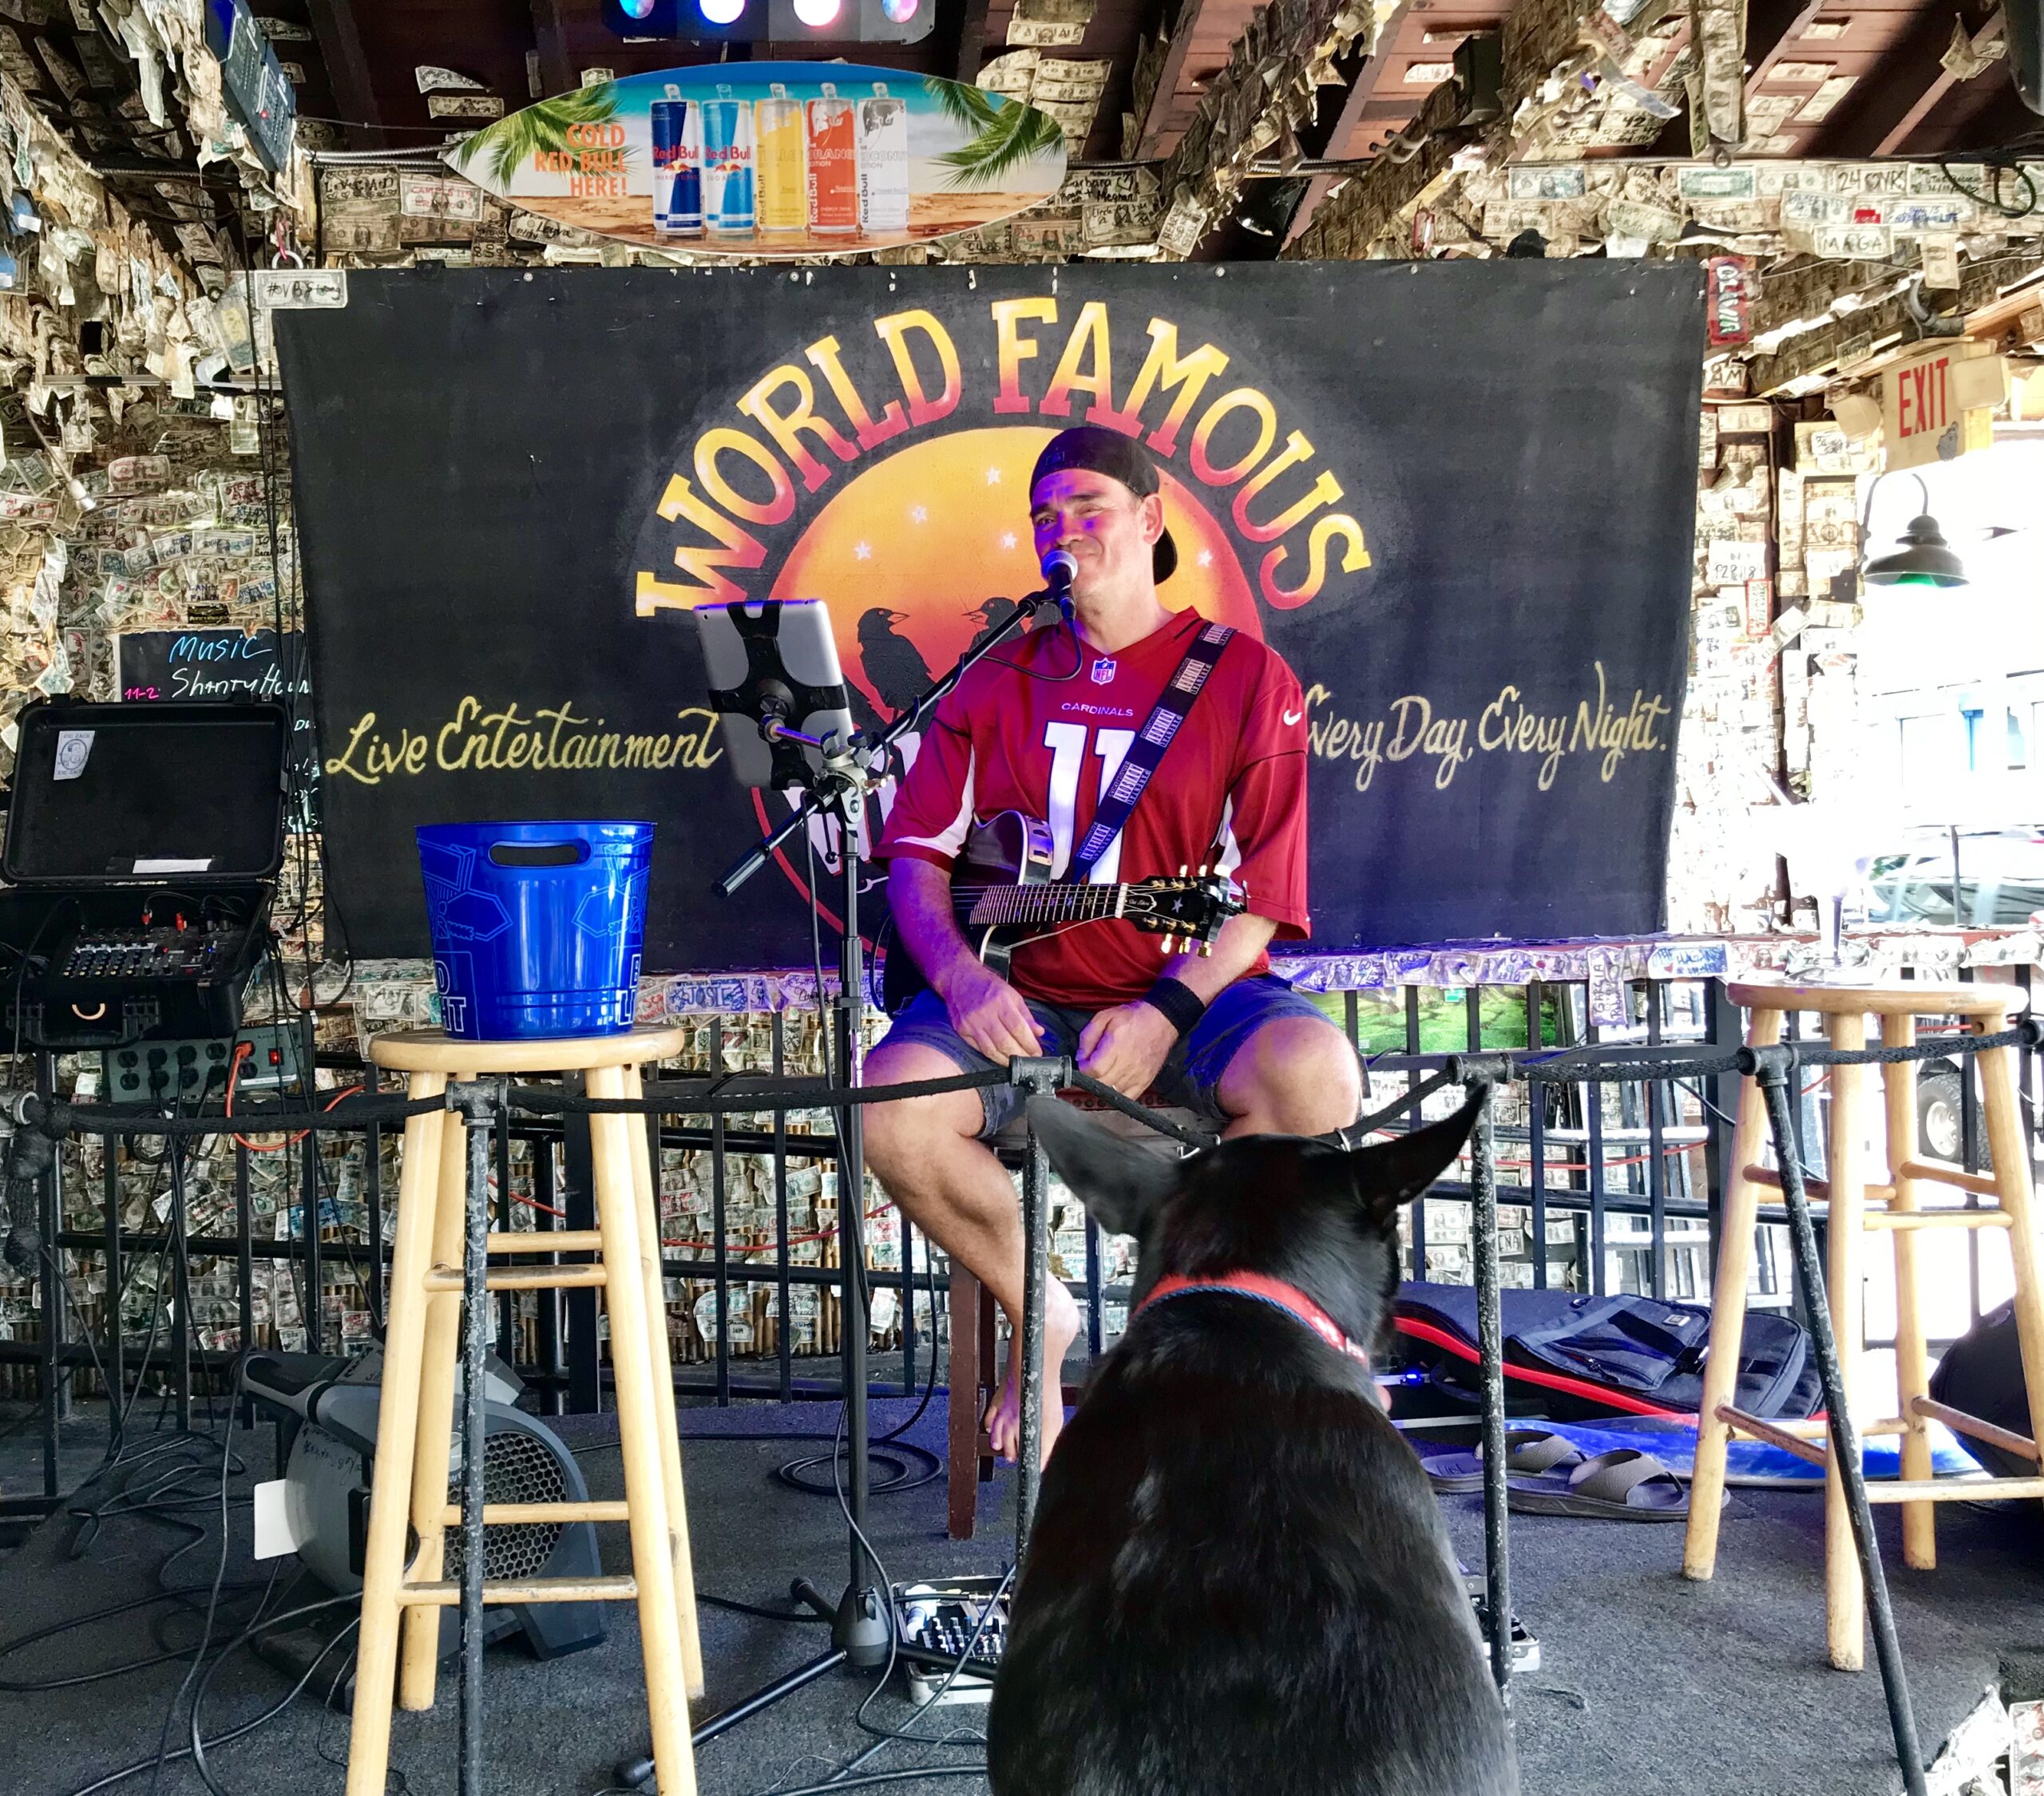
top-left (858, 606), bottom-right (936, 718)
top-left (966, 595), bottom-right (1022, 650)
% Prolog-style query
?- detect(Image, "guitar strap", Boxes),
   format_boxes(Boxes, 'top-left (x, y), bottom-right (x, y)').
top-left (1070, 620), bottom-right (1235, 882)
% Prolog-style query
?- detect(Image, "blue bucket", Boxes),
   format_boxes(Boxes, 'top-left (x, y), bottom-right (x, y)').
top-left (416, 821), bottom-right (653, 1041)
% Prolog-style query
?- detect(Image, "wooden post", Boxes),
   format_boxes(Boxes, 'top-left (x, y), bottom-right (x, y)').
top-left (1685, 1007), bottom-right (1782, 1581)
top-left (1881, 1016), bottom-right (1937, 1570)
top-left (947, 1259), bottom-right (980, 1541)
top-left (623, 1064), bottom-right (703, 1699)
top-left (1975, 1031), bottom-right (2044, 1541)
top-left (1824, 1009), bottom-right (1869, 1672)
top-left (400, 1066), bottom-right (477, 1710)
top-left (345, 1074), bottom-right (448, 1796)
top-left (588, 1062), bottom-right (698, 1796)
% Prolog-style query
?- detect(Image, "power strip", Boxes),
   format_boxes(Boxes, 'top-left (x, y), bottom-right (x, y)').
top-left (102, 1023), bottom-right (307, 1103)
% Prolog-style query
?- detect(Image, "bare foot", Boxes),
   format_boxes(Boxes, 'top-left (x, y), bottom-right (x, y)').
top-left (984, 1278), bottom-right (1081, 1468)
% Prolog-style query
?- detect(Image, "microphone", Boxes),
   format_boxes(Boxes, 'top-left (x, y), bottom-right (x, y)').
top-left (1040, 548), bottom-right (1078, 619)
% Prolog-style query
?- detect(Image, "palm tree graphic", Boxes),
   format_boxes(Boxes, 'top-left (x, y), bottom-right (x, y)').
top-left (923, 78), bottom-right (1063, 189)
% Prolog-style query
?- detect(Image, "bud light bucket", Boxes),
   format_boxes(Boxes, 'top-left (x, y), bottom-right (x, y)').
top-left (416, 821), bottom-right (652, 1041)
top-left (703, 85), bottom-right (755, 236)
top-left (652, 88), bottom-right (702, 237)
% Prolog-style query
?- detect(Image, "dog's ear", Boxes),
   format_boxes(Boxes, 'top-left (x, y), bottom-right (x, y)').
top-left (1026, 1097), bottom-right (1179, 1239)
top-left (1347, 1090), bottom-right (1484, 1231)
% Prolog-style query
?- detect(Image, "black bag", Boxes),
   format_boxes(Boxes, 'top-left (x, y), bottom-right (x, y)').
top-left (1927, 1300), bottom-right (2032, 1478)
top-left (1395, 1284), bottom-right (1822, 1423)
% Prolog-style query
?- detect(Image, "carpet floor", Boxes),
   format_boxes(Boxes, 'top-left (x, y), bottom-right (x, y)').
top-left (4, 1391), bottom-right (2042, 1796)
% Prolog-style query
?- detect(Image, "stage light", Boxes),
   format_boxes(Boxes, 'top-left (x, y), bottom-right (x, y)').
top-left (699, 0), bottom-right (744, 21)
top-left (793, 0), bottom-right (840, 22)
top-left (620, 0), bottom-right (657, 14)
top-left (880, 0), bottom-right (918, 19)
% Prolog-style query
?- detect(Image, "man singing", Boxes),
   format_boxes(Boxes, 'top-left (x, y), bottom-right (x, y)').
top-left (864, 426), bottom-right (1361, 1466)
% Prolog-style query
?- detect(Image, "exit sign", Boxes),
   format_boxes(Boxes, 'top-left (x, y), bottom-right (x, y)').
top-left (1881, 343), bottom-right (1995, 472)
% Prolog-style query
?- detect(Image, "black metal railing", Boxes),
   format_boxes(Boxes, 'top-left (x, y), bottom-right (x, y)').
top-left (4, 971), bottom-right (2039, 1509)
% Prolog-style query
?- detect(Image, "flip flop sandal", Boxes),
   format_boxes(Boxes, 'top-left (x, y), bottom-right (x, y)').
top-left (1507, 1447), bottom-right (1692, 1521)
top-left (1420, 1429), bottom-right (1586, 1495)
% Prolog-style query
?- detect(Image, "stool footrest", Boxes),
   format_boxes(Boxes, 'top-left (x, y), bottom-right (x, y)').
top-left (1742, 1165), bottom-right (1896, 1204)
top-left (488, 1231), bottom-right (604, 1255)
top-left (424, 1263), bottom-right (608, 1292)
top-left (1720, 1406), bottom-right (1829, 1468)
top-left (1865, 1478), bottom-right (2044, 1502)
top-left (1895, 1158), bottom-right (2002, 1199)
top-left (1744, 1413), bottom-right (1907, 1439)
top-left (399, 1576), bottom-right (639, 1606)
top-left (1911, 1395), bottom-right (2040, 1462)
top-left (1864, 1209), bottom-right (2011, 1232)
top-left (438, 1500), bottom-right (632, 1526)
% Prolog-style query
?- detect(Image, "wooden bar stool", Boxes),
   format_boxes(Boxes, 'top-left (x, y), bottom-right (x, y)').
top-left (945, 1093), bottom-right (1204, 1541)
top-left (345, 1027), bottom-right (703, 1796)
top-left (1685, 981), bottom-right (2044, 1671)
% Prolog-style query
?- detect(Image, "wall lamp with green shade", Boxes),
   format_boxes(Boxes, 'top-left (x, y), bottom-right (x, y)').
top-left (1862, 469), bottom-right (1967, 588)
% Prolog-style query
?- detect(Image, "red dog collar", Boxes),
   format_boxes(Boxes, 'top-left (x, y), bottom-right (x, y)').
top-left (1136, 1270), bottom-right (1373, 1371)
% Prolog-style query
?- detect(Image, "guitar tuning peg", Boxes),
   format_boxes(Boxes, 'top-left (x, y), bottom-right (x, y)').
top-left (1177, 864), bottom-right (1189, 878)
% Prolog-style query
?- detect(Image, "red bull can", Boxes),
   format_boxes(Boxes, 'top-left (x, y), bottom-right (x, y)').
top-left (702, 85), bottom-right (755, 236)
top-left (651, 87), bottom-right (702, 237)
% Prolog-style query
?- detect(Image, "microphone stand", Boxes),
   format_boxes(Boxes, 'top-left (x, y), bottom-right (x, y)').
top-left (616, 584), bottom-right (1069, 1789)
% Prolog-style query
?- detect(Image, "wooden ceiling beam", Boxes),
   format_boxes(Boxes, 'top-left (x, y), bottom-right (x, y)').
top-left (1128, 0), bottom-right (1205, 162)
top-left (950, 0), bottom-right (992, 85)
top-left (1282, 0), bottom-right (1410, 248)
top-left (1819, 7), bottom-right (2006, 159)
top-left (1747, 247), bottom-right (2044, 393)
top-left (529, 0), bottom-right (576, 98)
top-left (302, 0), bottom-right (382, 148)
top-left (1288, 0), bottom-right (1613, 261)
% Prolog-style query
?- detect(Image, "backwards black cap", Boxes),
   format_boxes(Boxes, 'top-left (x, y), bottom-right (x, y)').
top-left (1028, 425), bottom-right (1178, 584)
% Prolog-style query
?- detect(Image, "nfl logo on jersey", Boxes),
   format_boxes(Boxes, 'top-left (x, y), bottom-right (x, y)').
top-left (1090, 657), bottom-right (1117, 686)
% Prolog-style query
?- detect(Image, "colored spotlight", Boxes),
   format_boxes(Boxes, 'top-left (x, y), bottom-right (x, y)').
top-left (879, 0), bottom-right (918, 18)
top-left (620, 0), bottom-right (656, 14)
top-left (792, 0), bottom-right (841, 24)
top-left (699, 0), bottom-right (744, 22)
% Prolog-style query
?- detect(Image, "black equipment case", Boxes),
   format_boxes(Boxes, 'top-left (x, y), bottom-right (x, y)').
top-left (0, 698), bottom-right (289, 1050)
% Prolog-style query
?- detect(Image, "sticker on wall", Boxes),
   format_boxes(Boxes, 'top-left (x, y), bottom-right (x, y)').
top-left (445, 62), bottom-right (1067, 258)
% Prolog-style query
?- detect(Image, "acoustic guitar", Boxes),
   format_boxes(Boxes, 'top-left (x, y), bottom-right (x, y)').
top-left (877, 809), bottom-right (1245, 1015)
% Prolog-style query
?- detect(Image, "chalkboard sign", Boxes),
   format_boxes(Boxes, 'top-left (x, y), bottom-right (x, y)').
top-left (116, 629), bottom-right (317, 820)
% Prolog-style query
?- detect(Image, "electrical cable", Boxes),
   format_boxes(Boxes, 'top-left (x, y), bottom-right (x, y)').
top-left (1936, 159), bottom-right (2040, 221)
top-left (62, 1592), bottom-right (362, 1796)
top-left (141, 1351), bottom-right (244, 1796)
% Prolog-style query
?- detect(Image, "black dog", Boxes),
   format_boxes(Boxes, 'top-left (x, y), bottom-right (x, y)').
top-left (988, 1094), bottom-right (1517, 1796)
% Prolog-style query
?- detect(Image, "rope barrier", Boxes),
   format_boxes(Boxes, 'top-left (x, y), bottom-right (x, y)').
top-left (25, 1011), bottom-right (2044, 1147)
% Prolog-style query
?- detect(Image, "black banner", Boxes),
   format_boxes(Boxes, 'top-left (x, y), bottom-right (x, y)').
top-left (278, 263), bottom-right (1701, 969)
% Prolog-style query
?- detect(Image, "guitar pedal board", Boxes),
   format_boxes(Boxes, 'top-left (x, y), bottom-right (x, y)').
top-left (893, 1576), bottom-right (1011, 1706)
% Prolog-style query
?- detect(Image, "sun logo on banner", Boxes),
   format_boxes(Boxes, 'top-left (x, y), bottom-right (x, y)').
top-left (771, 425), bottom-right (1263, 731)
top-left (748, 425), bottom-right (1266, 928)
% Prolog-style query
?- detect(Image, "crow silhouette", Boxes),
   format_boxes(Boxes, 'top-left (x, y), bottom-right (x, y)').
top-left (856, 607), bottom-right (934, 718)
top-left (965, 596), bottom-right (1022, 651)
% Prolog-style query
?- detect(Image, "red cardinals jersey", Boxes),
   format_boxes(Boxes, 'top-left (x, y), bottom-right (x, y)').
top-left (877, 607), bottom-right (1311, 1010)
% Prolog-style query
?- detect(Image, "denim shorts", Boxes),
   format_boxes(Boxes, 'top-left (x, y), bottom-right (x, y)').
top-left (874, 973), bottom-right (1340, 1139)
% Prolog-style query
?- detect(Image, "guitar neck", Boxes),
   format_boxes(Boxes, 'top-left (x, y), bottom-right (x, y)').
top-left (965, 883), bottom-right (1127, 929)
